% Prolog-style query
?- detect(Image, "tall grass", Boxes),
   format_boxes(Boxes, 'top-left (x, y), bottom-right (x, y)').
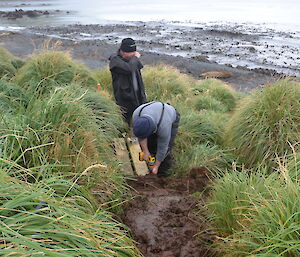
top-left (142, 64), bottom-right (197, 103)
top-left (287, 151), bottom-right (300, 182)
top-left (0, 170), bottom-right (142, 256)
top-left (225, 79), bottom-right (300, 170)
top-left (177, 108), bottom-right (229, 148)
top-left (0, 48), bottom-right (25, 80)
top-left (206, 169), bottom-right (285, 237)
top-left (13, 51), bottom-right (97, 95)
top-left (206, 166), bottom-right (300, 257)
top-left (194, 95), bottom-right (227, 112)
top-left (94, 66), bottom-right (113, 94)
top-left (0, 80), bottom-right (29, 112)
top-left (193, 79), bottom-right (237, 112)
top-left (0, 87), bottom-right (118, 177)
top-left (173, 143), bottom-right (234, 176)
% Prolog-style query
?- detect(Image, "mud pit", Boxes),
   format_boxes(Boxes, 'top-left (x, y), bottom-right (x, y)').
top-left (122, 169), bottom-right (216, 257)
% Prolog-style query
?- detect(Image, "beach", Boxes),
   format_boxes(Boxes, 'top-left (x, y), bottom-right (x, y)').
top-left (1, 0), bottom-right (299, 91)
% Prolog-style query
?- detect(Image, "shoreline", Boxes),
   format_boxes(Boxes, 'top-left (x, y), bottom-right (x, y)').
top-left (0, 25), bottom-right (293, 92)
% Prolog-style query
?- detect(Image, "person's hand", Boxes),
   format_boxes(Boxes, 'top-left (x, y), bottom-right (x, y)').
top-left (152, 165), bottom-right (159, 175)
top-left (134, 51), bottom-right (141, 58)
top-left (142, 151), bottom-right (150, 162)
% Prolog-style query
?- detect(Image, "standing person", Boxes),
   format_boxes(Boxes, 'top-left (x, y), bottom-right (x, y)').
top-left (109, 38), bottom-right (147, 126)
top-left (132, 101), bottom-right (180, 177)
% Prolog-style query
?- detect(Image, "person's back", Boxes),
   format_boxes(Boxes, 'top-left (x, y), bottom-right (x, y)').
top-left (132, 101), bottom-right (180, 177)
top-left (109, 38), bottom-right (146, 125)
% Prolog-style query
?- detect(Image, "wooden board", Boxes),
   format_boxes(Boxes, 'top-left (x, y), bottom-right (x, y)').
top-left (126, 137), bottom-right (149, 176)
top-left (113, 138), bottom-right (134, 176)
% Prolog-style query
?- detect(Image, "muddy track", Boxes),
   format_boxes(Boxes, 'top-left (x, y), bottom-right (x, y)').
top-left (122, 169), bottom-right (216, 257)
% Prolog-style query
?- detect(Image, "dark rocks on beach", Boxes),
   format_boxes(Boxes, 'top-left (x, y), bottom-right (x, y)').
top-left (191, 55), bottom-right (210, 62)
top-left (0, 9), bottom-right (60, 20)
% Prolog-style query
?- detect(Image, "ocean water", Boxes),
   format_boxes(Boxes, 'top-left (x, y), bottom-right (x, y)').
top-left (1, 0), bottom-right (299, 75)
top-left (1, 0), bottom-right (300, 31)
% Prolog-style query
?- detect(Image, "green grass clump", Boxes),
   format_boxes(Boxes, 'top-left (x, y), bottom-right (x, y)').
top-left (1, 88), bottom-right (111, 176)
top-left (0, 170), bottom-right (141, 256)
top-left (0, 48), bottom-right (25, 80)
top-left (80, 87), bottom-right (127, 136)
top-left (173, 144), bottom-right (234, 176)
top-left (225, 79), bottom-right (300, 170)
top-left (206, 166), bottom-right (300, 257)
top-left (14, 51), bottom-right (97, 95)
top-left (177, 108), bottom-right (229, 148)
top-left (193, 79), bottom-right (237, 112)
top-left (194, 95), bottom-right (226, 112)
top-left (142, 64), bottom-right (197, 103)
top-left (206, 169), bottom-right (284, 237)
top-left (237, 183), bottom-right (300, 257)
top-left (287, 152), bottom-right (300, 182)
top-left (94, 66), bottom-right (113, 94)
top-left (0, 80), bottom-right (29, 112)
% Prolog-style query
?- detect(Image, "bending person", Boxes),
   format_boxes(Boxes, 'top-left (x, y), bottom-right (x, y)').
top-left (132, 101), bottom-right (180, 177)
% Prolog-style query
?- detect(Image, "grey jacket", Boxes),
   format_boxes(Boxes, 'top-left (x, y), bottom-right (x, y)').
top-left (132, 102), bottom-right (177, 162)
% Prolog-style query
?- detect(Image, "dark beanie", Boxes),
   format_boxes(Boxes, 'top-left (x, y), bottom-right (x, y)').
top-left (120, 38), bottom-right (136, 53)
top-left (133, 116), bottom-right (155, 139)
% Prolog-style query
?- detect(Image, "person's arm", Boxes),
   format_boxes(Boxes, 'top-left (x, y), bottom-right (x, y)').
top-left (138, 138), bottom-right (151, 161)
top-left (109, 56), bottom-right (140, 75)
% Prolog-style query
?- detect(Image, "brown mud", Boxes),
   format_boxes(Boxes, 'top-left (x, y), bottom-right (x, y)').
top-left (122, 168), bottom-right (216, 257)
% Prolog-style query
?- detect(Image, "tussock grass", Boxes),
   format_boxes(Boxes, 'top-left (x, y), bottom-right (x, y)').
top-left (94, 66), bottom-right (113, 94)
top-left (0, 170), bottom-right (141, 256)
top-left (177, 108), bottom-right (229, 148)
top-left (194, 95), bottom-right (226, 112)
top-left (0, 88), bottom-right (112, 176)
top-left (0, 80), bottom-right (29, 112)
top-left (142, 64), bottom-right (196, 103)
top-left (0, 48), bottom-right (25, 80)
top-left (207, 165), bottom-right (300, 257)
top-left (80, 87), bottom-right (127, 136)
top-left (0, 84), bottom-right (128, 203)
top-left (193, 79), bottom-right (237, 112)
top-left (287, 151), bottom-right (300, 182)
top-left (173, 144), bottom-right (234, 176)
top-left (225, 79), bottom-right (300, 170)
top-left (14, 51), bottom-right (97, 95)
top-left (206, 169), bottom-right (284, 237)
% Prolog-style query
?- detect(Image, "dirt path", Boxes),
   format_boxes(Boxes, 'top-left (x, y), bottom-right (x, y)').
top-left (122, 169), bottom-right (216, 257)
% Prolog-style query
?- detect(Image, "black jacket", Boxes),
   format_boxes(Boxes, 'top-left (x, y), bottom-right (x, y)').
top-left (109, 52), bottom-right (147, 110)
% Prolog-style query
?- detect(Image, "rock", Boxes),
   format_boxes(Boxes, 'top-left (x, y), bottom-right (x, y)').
top-left (200, 71), bottom-right (233, 79)
top-left (26, 10), bottom-right (40, 18)
top-left (191, 55), bottom-right (209, 62)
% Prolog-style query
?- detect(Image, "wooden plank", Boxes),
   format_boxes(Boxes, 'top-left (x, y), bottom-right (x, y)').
top-left (126, 137), bottom-right (149, 176)
top-left (113, 138), bottom-right (134, 176)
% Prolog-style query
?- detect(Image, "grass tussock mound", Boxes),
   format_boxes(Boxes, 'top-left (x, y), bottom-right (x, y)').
top-left (0, 171), bottom-right (141, 256)
top-left (172, 108), bottom-right (233, 175)
top-left (177, 109), bottom-right (229, 148)
top-left (175, 144), bottom-right (234, 176)
top-left (225, 79), bottom-right (300, 170)
top-left (207, 168), bottom-right (300, 257)
top-left (142, 64), bottom-right (197, 103)
top-left (0, 80), bottom-right (29, 112)
top-left (0, 48), bottom-right (25, 80)
top-left (192, 79), bottom-right (237, 112)
top-left (0, 86), bottom-right (125, 192)
top-left (287, 151), bottom-right (300, 182)
top-left (94, 66), bottom-right (113, 94)
top-left (14, 51), bottom-right (97, 94)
